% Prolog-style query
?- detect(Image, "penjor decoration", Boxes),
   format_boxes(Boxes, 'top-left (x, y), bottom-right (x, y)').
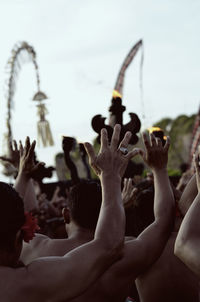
top-left (4, 41), bottom-right (54, 151)
top-left (92, 39), bottom-right (143, 145)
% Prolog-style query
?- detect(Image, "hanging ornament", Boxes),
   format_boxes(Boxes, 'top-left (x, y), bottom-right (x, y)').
top-left (1, 41), bottom-right (54, 176)
top-left (36, 102), bottom-right (54, 147)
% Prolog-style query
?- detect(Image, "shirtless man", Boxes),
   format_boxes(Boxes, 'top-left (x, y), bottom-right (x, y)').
top-left (175, 152), bottom-right (200, 278)
top-left (0, 124), bottom-right (136, 302)
top-left (134, 161), bottom-right (199, 302)
top-left (21, 133), bottom-right (175, 302)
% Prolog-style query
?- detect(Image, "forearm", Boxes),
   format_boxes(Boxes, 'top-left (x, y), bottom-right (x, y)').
top-left (95, 173), bottom-right (125, 251)
top-left (133, 169), bottom-right (174, 270)
top-left (175, 192), bottom-right (200, 275)
top-left (178, 174), bottom-right (198, 216)
top-left (15, 174), bottom-right (38, 211)
top-left (176, 191), bottom-right (200, 244)
top-left (153, 168), bottom-right (174, 221)
top-left (24, 179), bottom-right (39, 212)
top-left (14, 173), bottom-right (29, 199)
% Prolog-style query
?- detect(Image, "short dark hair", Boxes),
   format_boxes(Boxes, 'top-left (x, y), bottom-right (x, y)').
top-left (67, 180), bottom-right (102, 230)
top-left (125, 187), bottom-right (155, 237)
top-left (0, 182), bottom-right (25, 251)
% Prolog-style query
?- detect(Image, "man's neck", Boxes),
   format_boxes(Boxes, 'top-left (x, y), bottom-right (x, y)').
top-left (67, 223), bottom-right (94, 243)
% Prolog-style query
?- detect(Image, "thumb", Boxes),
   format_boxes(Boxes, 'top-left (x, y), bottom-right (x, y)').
top-left (128, 148), bottom-right (144, 160)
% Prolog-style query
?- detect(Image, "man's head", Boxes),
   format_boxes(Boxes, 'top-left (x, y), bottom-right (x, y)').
top-left (125, 187), bottom-right (154, 237)
top-left (0, 182), bottom-right (25, 253)
top-left (64, 180), bottom-right (102, 231)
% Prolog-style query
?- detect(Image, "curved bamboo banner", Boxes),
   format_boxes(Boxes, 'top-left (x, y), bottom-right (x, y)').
top-left (4, 41), bottom-right (54, 149)
top-left (2, 41), bottom-right (54, 176)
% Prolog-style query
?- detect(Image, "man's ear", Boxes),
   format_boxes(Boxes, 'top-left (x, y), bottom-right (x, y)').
top-left (62, 207), bottom-right (71, 224)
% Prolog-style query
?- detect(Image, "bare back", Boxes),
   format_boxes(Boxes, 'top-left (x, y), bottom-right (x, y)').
top-left (22, 235), bottom-right (137, 302)
top-left (136, 232), bottom-right (199, 302)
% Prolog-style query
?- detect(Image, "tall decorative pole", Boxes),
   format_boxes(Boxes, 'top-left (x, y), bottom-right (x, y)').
top-left (92, 40), bottom-right (143, 145)
top-left (4, 41), bottom-right (54, 148)
top-left (2, 41), bottom-right (54, 175)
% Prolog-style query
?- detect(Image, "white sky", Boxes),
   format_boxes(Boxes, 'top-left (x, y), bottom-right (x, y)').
top-left (0, 0), bottom-right (199, 180)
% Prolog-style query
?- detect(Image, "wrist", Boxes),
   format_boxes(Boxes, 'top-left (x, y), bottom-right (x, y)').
top-left (152, 167), bottom-right (167, 173)
top-left (16, 171), bottom-right (30, 182)
top-left (100, 172), bottom-right (121, 184)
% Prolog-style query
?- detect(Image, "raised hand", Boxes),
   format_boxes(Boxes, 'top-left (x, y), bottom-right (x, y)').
top-left (84, 124), bottom-right (140, 179)
top-left (139, 132), bottom-right (170, 171)
top-left (122, 178), bottom-right (138, 209)
top-left (0, 140), bottom-right (20, 169)
top-left (18, 137), bottom-right (44, 178)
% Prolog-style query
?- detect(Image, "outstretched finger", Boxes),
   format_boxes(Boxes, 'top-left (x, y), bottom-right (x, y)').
top-left (130, 187), bottom-right (138, 200)
top-left (110, 124), bottom-right (121, 151)
top-left (127, 178), bottom-right (133, 193)
top-left (0, 156), bottom-right (12, 163)
top-left (127, 148), bottom-right (143, 160)
top-left (156, 137), bottom-right (162, 148)
top-left (84, 142), bottom-right (96, 164)
top-left (123, 178), bottom-right (128, 192)
top-left (24, 137), bottom-right (31, 156)
top-left (194, 154), bottom-right (200, 174)
top-left (19, 141), bottom-right (24, 157)
top-left (27, 140), bottom-right (36, 160)
top-left (100, 128), bottom-right (108, 151)
top-left (9, 140), bottom-right (13, 152)
top-left (142, 133), bottom-right (151, 150)
top-left (164, 136), bottom-right (170, 152)
top-left (13, 140), bottom-right (18, 151)
top-left (84, 143), bottom-right (100, 174)
top-left (150, 133), bottom-right (156, 147)
top-left (118, 131), bottom-right (132, 149)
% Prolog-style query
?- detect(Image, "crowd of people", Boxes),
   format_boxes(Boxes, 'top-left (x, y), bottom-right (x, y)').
top-left (0, 124), bottom-right (200, 301)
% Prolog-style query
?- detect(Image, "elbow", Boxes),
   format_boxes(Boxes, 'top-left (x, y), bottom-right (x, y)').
top-left (98, 239), bottom-right (124, 263)
top-left (174, 236), bottom-right (184, 259)
top-left (174, 234), bottom-right (190, 264)
top-left (174, 235), bottom-right (200, 277)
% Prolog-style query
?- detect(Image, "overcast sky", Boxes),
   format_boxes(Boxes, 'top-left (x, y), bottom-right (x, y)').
top-left (0, 0), bottom-right (199, 180)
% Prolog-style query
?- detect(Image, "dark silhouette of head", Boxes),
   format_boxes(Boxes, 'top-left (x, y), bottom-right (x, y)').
top-left (67, 180), bottom-right (102, 230)
top-left (125, 186), bottom-right (155, 237)
top-left (0, 182), bottom-right (25, 252)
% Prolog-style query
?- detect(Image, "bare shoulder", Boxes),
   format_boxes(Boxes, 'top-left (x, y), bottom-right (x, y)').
top-left (21, 234), bottom-right (80, 265)
top-left (21, 234), bottom-right (50, 264)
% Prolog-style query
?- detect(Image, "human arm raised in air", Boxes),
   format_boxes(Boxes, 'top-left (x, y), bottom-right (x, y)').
top-left (103, 133), bottom-right (175, 285)
top-left (17, 125), bottom-right (141, 302)
top-left (175, 153), bottom-right (200, 277)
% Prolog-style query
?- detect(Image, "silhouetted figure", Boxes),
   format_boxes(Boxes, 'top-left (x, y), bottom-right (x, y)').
top-left (62, 136), bottom-right (79, 184)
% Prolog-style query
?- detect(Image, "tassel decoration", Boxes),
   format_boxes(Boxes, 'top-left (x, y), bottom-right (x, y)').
top-left (37, 103), bottom-right (54, 147)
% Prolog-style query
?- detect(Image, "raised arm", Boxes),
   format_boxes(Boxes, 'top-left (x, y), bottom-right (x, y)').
top-left (14, 137), bottom-right (42, 211)
top-left (174, 154), bottom-right (200, 277)
top-left (19, 125), bottom-right (140, 302)
top-left (105, 133), bottom-right (175, 283)
top-left (177, 173), bottom-right (197, 216)
top-left (133, 133), bottom-right (174, 269)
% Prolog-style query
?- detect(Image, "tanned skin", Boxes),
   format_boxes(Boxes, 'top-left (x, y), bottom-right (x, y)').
top-left (0, 125), bottom-right (137, 302)
top-left (175, 152), bottom-right (200, 278)
top-left (21, 133), bottom-right (175, 302)
top-left (136, 158), bottom-right (199, 302)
